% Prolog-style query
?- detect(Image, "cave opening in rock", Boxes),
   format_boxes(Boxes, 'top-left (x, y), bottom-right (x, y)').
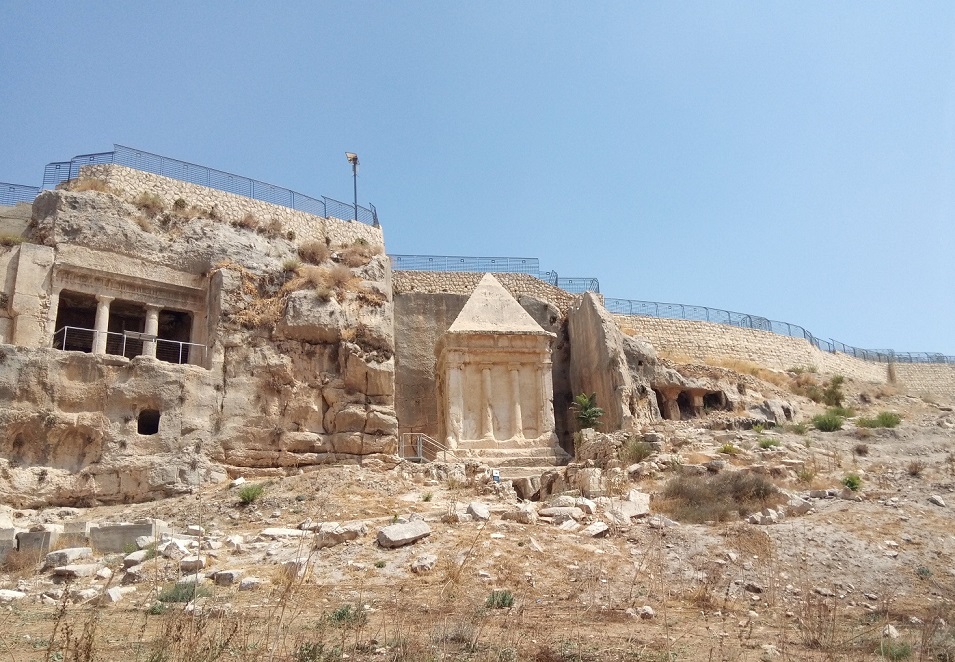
top-left (677, 391), bottom-right (694, 419)
top-left (653, 389), bottom-right (666, 419)
top-left (703, 391), bottom-right (726, 411)
top-left (138, 409), bottom-right (161, 435)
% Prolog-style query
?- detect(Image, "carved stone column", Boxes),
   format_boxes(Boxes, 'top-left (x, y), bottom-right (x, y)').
top-left (509, 366), bottom-right (523, 440)
top-left (540, 362), bottom-right (556, 439)
top-left (481, 366), bottom-right (495, 441)
top-left (92, 295), bottom-right (113, 355)
top-left (143, 304), bottom-right (161, 358)
top-left (445, 361), bottom-right (464, 447)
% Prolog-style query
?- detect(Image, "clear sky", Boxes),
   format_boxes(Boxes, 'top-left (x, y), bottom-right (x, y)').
top-left (2, 2), bottom-right (953, 355)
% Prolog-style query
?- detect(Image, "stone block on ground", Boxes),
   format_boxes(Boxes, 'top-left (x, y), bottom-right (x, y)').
top-left (43, 547), bottom-right (93, 570)
top-left (466, 502), bottom-right (491, 521)
top-left (377, 521), bottom-right (431, 548)
top-left (53, 563), bottom-right (102, 579)
top-left (411, 553), bottom-right (438, 574)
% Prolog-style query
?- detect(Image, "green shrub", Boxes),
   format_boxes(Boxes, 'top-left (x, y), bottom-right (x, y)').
top-left (282, 257), bottom-right (302, 272)
top-left (659, 471), bottom-right (784, 523)
top-left (827, 405), bottom-right (855, 418)
top-left (620, 439), bottom-right (655, 464)
top-left (238, 483), bottom-right (264, 504)
top-left (172, 197), bottom-right (187, 211)
top-left (486, 590), bottom-right (515, 609)
top-left (877, 640), bottom-right (912, 661)
top-left (856, 411), bottom-right (902, 429)
top-left (571, 393), bottom-right (604, 430)
top-left (757, 437), bottom-right (780, 449)
top-left (374, 560), bottom-right (386, 569)
top-left (822, 375), bottom-right (845, 407)
top-left (812, 412), bottom-right (844, 432)
top-left (718, 443), bottom-right (739, 455)
top-left (786, 422), bottom-right (808, 435)
top-left (916, 565), bottom-right (932, 579)
top-left (842, 473), bottom-right (861, 491)
top-left (157, 582), bottom-right (211, 603)
top-left (328, 604), bottom-right (367, 627)
top-left (421, 492), bottom-right (433, 502)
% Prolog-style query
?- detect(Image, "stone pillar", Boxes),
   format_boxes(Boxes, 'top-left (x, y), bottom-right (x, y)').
top-left (481, 366), bottom-right (494, 441)
top-left (92, 295), bottom-right (114, 355)
top-left (143, 305), bottom-right (161, 358)
top-left (540, 363), bottom-right (556, 440)
top-left (659, 387), bottom-right (682, 421)
top-left (445, 361), bottom-right (464, 447)
top-left (509, 367), bottom-right (523, 440)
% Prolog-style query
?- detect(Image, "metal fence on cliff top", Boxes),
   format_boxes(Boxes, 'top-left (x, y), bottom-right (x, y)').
top-left (605, 297), bottom-right (955, 364)
top-left (41, 145), bottom-right (378, 225)
top-left (0, 182), bottom-right (40, 206)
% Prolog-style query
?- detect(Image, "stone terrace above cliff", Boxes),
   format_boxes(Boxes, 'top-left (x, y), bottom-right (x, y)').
top-left (392, 271), bottom-right (579, 314)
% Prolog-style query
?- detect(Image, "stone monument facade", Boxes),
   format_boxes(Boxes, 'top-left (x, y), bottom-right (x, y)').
top-left (436, 274), bottom-right (561, 456)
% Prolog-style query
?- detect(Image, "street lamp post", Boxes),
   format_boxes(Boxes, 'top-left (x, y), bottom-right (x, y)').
top-left (345, 152), bottom-right (359, 221)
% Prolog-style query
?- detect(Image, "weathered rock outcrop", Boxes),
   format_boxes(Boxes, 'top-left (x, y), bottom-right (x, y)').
top-left (567, 292), bottom-right (659, 430)
top-left (0, 186), bottom-right (395, 506)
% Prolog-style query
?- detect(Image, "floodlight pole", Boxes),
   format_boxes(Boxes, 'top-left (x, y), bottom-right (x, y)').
top-left (345, 152), bottom-right (359, 221)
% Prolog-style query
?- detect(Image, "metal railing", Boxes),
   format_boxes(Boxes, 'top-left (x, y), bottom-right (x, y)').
top-left (41, 145), bottom-right (379, 225)
top-left (52, 326), bottom-right (206, 365)
top-left (398, 433), bottom-right (459, 463)
top-left (388, 254), bottom-right (601, 293)
top-left (0, 182), bottom-right (40, 206)
top-left (607, 297), bottom-right (955, 364)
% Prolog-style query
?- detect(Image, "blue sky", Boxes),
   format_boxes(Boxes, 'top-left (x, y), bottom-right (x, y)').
top-left (2, 2), bottom-right (953, 355)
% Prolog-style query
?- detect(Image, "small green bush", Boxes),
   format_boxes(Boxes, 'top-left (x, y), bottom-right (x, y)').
top-left (572, 393), bottom-right (604, 430)
top-left (822, 375), bottom-right (846, 407)
top-left (172, 197), bottom-right (187, 211)
top-left (374, 560), bottom-right (386, 569)
top-left (421, 492), bottom-right (433, 502)
top-left (786, 422), bottom-right (808, 435)
top-left (486, 590), bottom-right (515, 609)
top-left (812, 412), bottom-right (844, 432)
top-left (157, 582), bottom-right (211, 603)
top-left (916, 565), bottom-right (932, 579)
top-left (827, 405), bottom-right (855, 418)
top-left (282, 257), bottom-right (302, 272)
top-left (757, 437), bottom-right (780, 449)
top-left (877, 640), bottom-right (912, 661)
top-left (328, 604), bottom-right (367, 627)
top-left (856, 411), bottom-right (901, 429)
top-left (718, 443), bottom-right (739, 455)
top-left (238, 483), bottom-right (264, 504)
top-left (842, 473), bottom-right (861, 491)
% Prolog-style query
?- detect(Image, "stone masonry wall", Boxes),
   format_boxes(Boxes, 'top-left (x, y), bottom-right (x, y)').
top-left (80, 164), bottom-right (382, 248)
top-left (892, 364), bottom-right (955, 404)
top-left (393, 271), bottom-right (578, 313)
top-left (618, 315), bottom-right (888, 382)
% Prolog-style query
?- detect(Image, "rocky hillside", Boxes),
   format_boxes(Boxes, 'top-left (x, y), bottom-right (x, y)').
top-left (0, 371), bottom-right (952, 661)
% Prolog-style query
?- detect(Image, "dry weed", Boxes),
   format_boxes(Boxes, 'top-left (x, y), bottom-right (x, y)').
top-left (338, 240), bottom-right (382, 268)
top-left (298, 240), bottom-right (331, 265)
top-left (133, 191), bottom-right (164, 218)
top-left (63, 177), bottom-right (114, 194)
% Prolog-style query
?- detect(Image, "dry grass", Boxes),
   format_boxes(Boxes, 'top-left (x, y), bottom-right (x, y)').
top-left (656, 471), bottom-right (785, 523)
top-left (235, 212), bottom-right (259, 231)
top-left (133, 214), bottom-right (154, 233)
top-left (62, 177), bottom-right (113, 194)
top-left (0, 234), bottom-right (24, 247)
top-left (133, 191), bottom-right (164, 218)
top-left (338, 239), bottom-right (382, 268)
top-left (298, 240), bottom-right (331, 265)
top-left (705, 357), bottom-right (791, 387)
top-left (1, 549), bottom-right (40, 576)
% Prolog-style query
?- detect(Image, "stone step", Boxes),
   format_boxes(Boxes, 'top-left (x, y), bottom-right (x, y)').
top-left (454, 446), bottom-right (570, 469)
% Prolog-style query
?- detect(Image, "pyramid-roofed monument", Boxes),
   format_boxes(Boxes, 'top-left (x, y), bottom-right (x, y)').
top-left (446, 273), bottom-right (554, 336)
top-left (436, 274), bottom-right (568, 466)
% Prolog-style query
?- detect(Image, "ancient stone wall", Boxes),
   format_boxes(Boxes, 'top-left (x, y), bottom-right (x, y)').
top-left (393, 271), bottom-right (578, 313)
top-left (617, 315), bottom-right (888, 382)
top-left (892, 364), bottom-right (955, 404)
top-left (80, 164), bottom-right (382, 248)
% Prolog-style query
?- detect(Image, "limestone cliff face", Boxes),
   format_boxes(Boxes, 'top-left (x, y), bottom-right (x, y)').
top-left (0, 187), bottom-right (394, 507)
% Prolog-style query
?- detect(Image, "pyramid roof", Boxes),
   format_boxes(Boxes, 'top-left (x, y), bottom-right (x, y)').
top-left (447, 274), bottom-right (551, 335)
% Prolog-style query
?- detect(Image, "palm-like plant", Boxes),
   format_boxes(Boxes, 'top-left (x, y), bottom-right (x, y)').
top-left (572, 393), bottom-right (604, 430)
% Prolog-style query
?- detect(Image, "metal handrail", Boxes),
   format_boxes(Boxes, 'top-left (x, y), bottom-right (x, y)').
top-left (398, 433), bottom-right (459, 463)
top-left (51, 325), bottom-right (206, 365)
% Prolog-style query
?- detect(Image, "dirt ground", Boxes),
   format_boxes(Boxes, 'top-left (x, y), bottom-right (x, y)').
top-left (0, 380), bottom-right (953, 661)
